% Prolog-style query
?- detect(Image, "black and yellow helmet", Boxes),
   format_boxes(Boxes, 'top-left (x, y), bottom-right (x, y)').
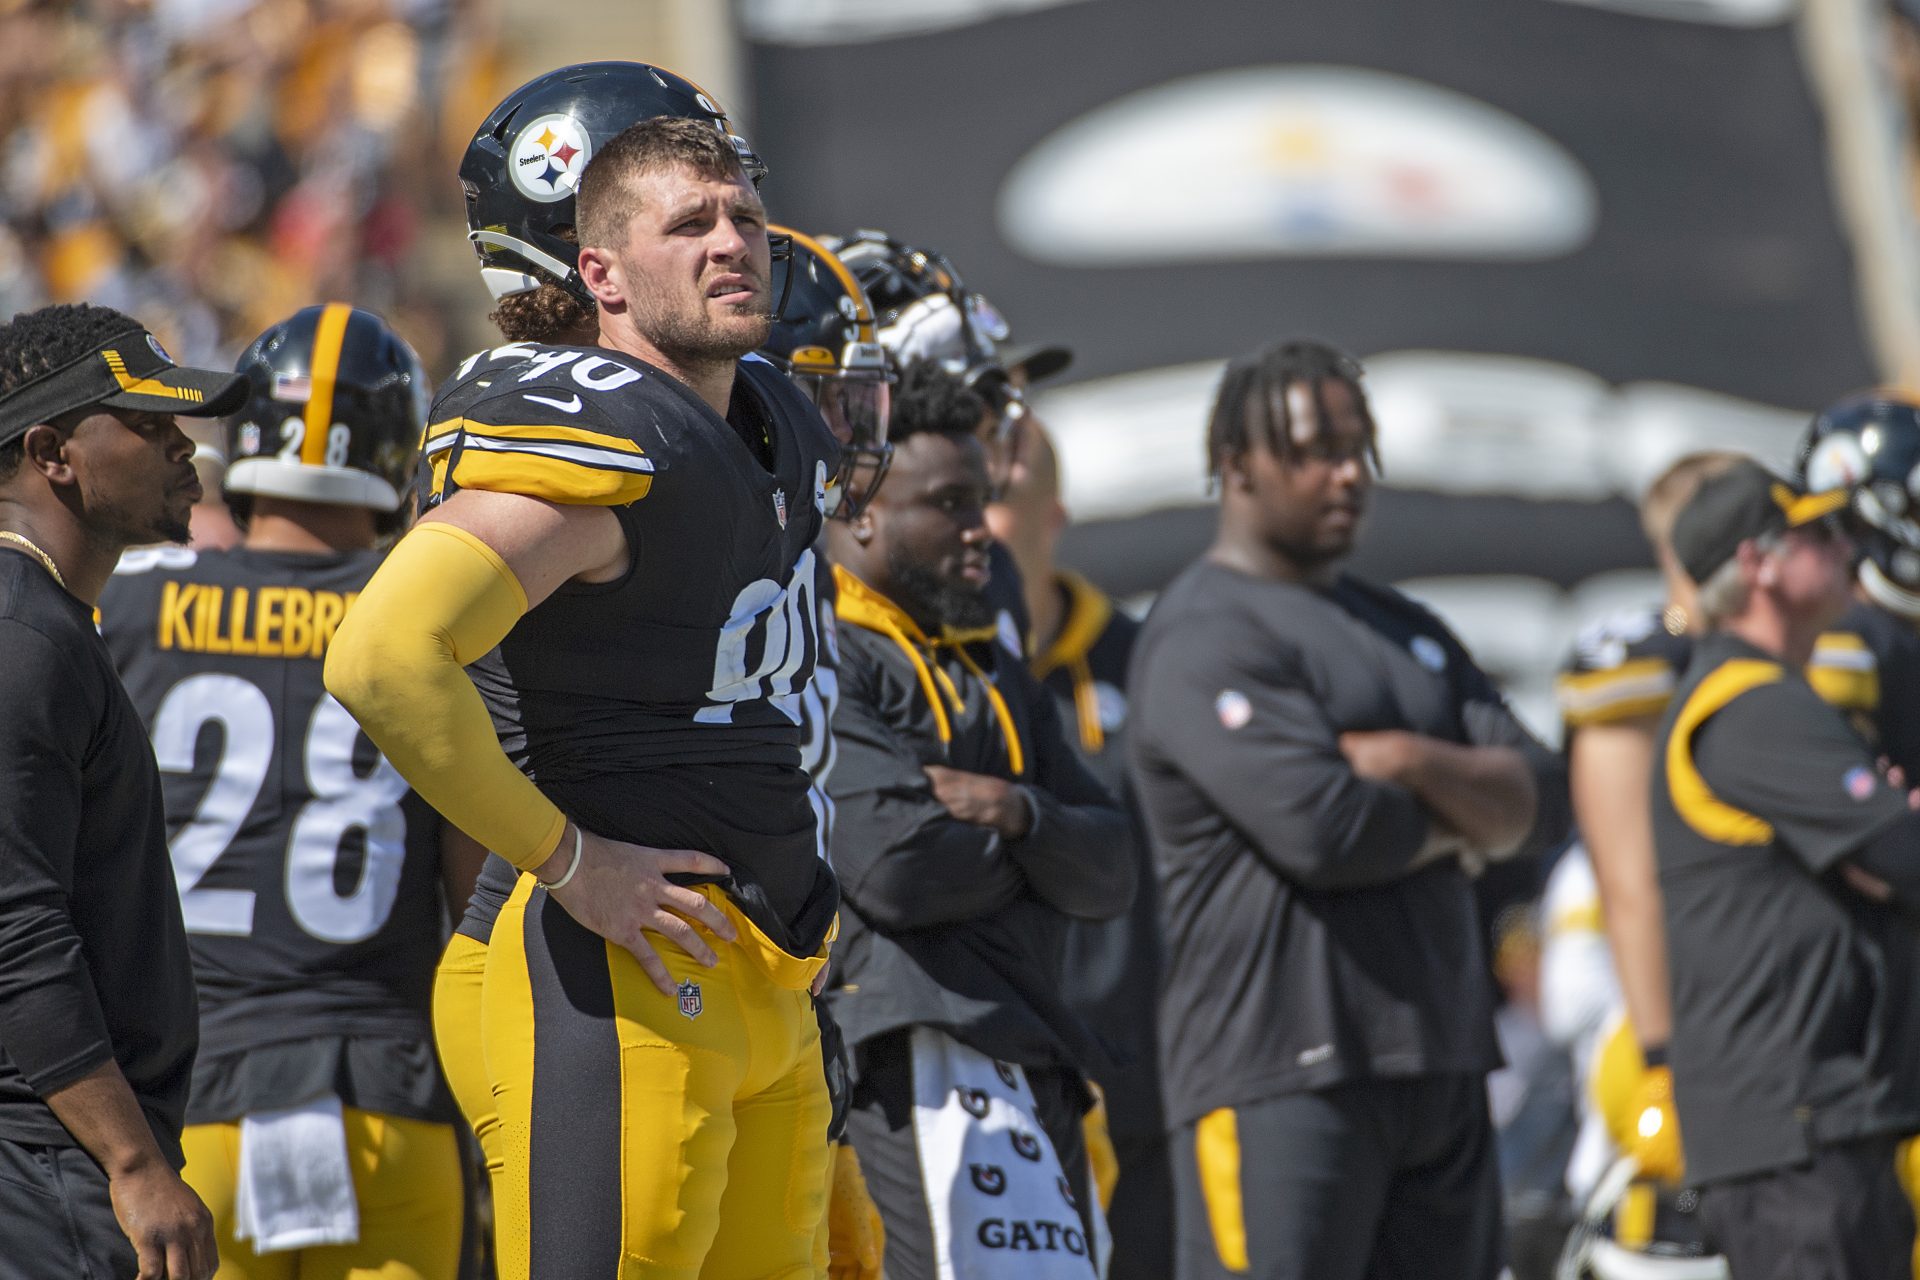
top-left (762, 227), bottom-right (893, 520)
top-left (459, 61), bottom-right (766, 306)
top-left (1798, 389), bottom-right (1920, 617)
top-left (223, 304), bottom-right (426, 522)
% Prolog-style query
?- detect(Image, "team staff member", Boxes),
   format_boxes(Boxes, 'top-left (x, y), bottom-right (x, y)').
top-left (986, 421), bottom-right (1168, 1279)
top-left (327, 118), bottom-right (842, 1280)
top-left (0, 302), bottom-right (247, 1280)
top-left (100, 306), bottom-right (477, 1279)
top-left (1653, 460), bottom-right (1920, 1279)
top-left (827, 362), bottom-right (1133, 1279)
top-left (1128, 340), bottom-right (1569, 1280)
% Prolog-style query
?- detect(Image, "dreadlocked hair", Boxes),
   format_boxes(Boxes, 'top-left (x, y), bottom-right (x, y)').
top-left (1205, 339), bottom-right (1378, 479)
top-left (0, 302), bottom-right (145, 480)
top-left (889, 358), bottom-right (988, 445)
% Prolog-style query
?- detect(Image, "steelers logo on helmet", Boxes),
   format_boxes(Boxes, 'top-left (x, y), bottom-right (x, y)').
top-left (1803, 431), bottom-right (1871, 493)
top-left (508, 113), bottom-right (594, 203)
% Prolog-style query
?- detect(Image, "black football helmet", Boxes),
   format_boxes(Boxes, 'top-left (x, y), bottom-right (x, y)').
top-left (223, 304), bottom-right (427, 524)
top-left (761, 227), bottom-right (893, 520)
top-left (459, 61), bottom-right (766, 306)
top-left (1797, 389), bottom-right (1920, 617)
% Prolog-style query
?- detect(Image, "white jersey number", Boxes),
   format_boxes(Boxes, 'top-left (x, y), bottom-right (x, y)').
top-left (700, 547), bottom-right (820, 727)
top-left (151, 674), bottom-right (409, 943)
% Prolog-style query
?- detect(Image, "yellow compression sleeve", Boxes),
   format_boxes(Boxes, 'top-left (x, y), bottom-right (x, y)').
top-left (325, 521), bottom-right (566, 872)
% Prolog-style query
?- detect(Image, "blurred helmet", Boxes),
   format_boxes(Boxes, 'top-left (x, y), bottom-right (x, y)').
top-left (459, 61), bottom-right (766, 306)
top-left (223, 304), bottom-right (427, 520)
top-left (1555, 1157), bottom-right (1728, 1280)
top-left (825, 229), bottom-right (1028, 490)
top-left (1797, 390), bottom-right (1920, 617)
top-left (761, 227), bottom-right (893, 520)
top-left (823, 229), bottom-right (1010, 392)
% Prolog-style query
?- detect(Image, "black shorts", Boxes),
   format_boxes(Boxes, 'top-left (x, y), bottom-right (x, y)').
top-left (1172, 1074), bottom-right (1504, 1280)
top-left (0, 1137), bottom-right (136, 1280)
top-left (1697, 1136), bottom-right (1914, 1280)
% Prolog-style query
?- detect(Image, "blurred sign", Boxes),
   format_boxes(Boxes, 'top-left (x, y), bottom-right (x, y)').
top-left (1000, 66), bottom-right (1598, 265)
top-left (1543, 0), bottom-right (1795, 25)
top-left (738, 0), bottom-right (1093, 45)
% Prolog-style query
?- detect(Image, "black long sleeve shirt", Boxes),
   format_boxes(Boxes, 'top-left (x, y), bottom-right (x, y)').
top-left (825, 581), bottom-right (1133, 1074)
top-left (0, 555), bottom-right (197, 1166)
top-left (1129, 562), bottom-right (1570, 1127)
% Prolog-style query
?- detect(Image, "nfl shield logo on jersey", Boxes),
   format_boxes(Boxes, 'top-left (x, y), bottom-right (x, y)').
top-left (772, 488), bottom-right (788, 529)
top-left (677, 979), bottom-right (703, 1020)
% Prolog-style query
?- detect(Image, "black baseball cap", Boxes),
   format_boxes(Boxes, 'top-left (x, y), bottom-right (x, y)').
top-left (1670, 458), bottom-right (1849, 583)
top-left (0, 326), bottom-right (247, 448)
top-left (999, 339), bottom-right (1073, 385)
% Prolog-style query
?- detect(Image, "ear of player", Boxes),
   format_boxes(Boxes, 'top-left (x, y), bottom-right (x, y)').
top-left (1797, 389), bottom-right (1920, 617)
top-left (223, 303), bottom-right (428, 520)
top-left (762, 227), bottom-right (895, 521)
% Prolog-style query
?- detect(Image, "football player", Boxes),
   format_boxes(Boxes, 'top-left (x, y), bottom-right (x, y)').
top-left (1552, 452), bottom-right (1743, 1195)
top-left (420, 57), bottom-right (766, 1192)
top-left (1797, 390), bottom-right (1920, 1277)
top-left (417, 64), bottom-right (888, 1280)
top-left (327, 117), bottom-right (843, 1279)
top-left (97, 304), bottom-right (472, 1279)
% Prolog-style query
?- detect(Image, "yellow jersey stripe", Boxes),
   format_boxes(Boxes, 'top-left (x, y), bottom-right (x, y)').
top-left (449, 447), bottom-right (653, 505)
top-left (1665, 659), bottom-right (1781, 846)
top-left (1556, 657), bottom-right (1677, 723)
top-left (302, 302), bottom-right (353, 466)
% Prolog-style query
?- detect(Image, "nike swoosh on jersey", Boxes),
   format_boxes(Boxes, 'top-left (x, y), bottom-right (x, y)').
top-left (525, 392), bottom-right (583, 414)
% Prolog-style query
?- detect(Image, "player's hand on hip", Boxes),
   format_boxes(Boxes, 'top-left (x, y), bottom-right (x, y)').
top-left (109, 1162), bottom-right (216, 1280)
top-left (924, 764), bottom-right (1032, 840)
top-left (545, 828), bottom-right (738, 996)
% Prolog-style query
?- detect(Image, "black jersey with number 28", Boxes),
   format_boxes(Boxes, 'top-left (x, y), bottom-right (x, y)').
top-left (98, 545), bottom-right (449, 1122)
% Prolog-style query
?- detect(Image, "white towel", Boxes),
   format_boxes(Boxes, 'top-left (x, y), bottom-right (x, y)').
top-left (908, 1027), bottom-right (1107, 1279)
top-left (233, 1095), bottom-right (360, 1252)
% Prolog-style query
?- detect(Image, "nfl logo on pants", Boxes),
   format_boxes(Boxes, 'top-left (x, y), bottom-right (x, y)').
top-left (677, 979), bottom-right (703, 1020)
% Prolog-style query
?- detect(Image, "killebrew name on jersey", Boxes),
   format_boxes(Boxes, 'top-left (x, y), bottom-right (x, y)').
top-left (154, 581), bottom-right (358, 658)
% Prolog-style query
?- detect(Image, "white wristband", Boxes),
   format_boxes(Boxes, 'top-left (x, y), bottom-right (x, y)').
top-left (539, 823), bottom-right (584, 891)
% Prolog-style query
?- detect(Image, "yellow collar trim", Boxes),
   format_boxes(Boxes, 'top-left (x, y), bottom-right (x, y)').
top-left (834, 564), bottom-right (1025, 775)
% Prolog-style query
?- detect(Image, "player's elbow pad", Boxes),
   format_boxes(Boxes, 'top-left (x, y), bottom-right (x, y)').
top-left (326, 522), bottom-right (565, 871)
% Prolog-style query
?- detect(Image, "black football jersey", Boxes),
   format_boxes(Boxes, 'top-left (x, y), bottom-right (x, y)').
top-left (426, 345), bottom-right (842, 956)
top-left (98, 545), bottom-right (448, 1120)
top-left (1555, 609), bottom-right (1694, 733)
top-left (1558, 602), bottom-right (1913, 767)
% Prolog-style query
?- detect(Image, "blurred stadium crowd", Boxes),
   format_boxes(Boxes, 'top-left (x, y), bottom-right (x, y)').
top-left (0, 0), bottom-right (501, 370)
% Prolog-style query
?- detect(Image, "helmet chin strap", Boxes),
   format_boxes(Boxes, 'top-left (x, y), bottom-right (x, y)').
top-left (1859, 558), bottom-right (1920, 619)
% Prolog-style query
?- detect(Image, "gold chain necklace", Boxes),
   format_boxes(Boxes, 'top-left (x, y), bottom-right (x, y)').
top-left (0, 531), bottom-right (67, 590)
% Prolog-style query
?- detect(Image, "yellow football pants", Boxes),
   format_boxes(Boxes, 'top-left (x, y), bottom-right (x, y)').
top-left (433, 932), bottom-right (502, 1179)
top-left (1900, 1135), bottom-right (1920, 1279)
top-left (181, 1108), bottom-right (462, 1280)
top-left (485, 874), bottom-right (834, 1280)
